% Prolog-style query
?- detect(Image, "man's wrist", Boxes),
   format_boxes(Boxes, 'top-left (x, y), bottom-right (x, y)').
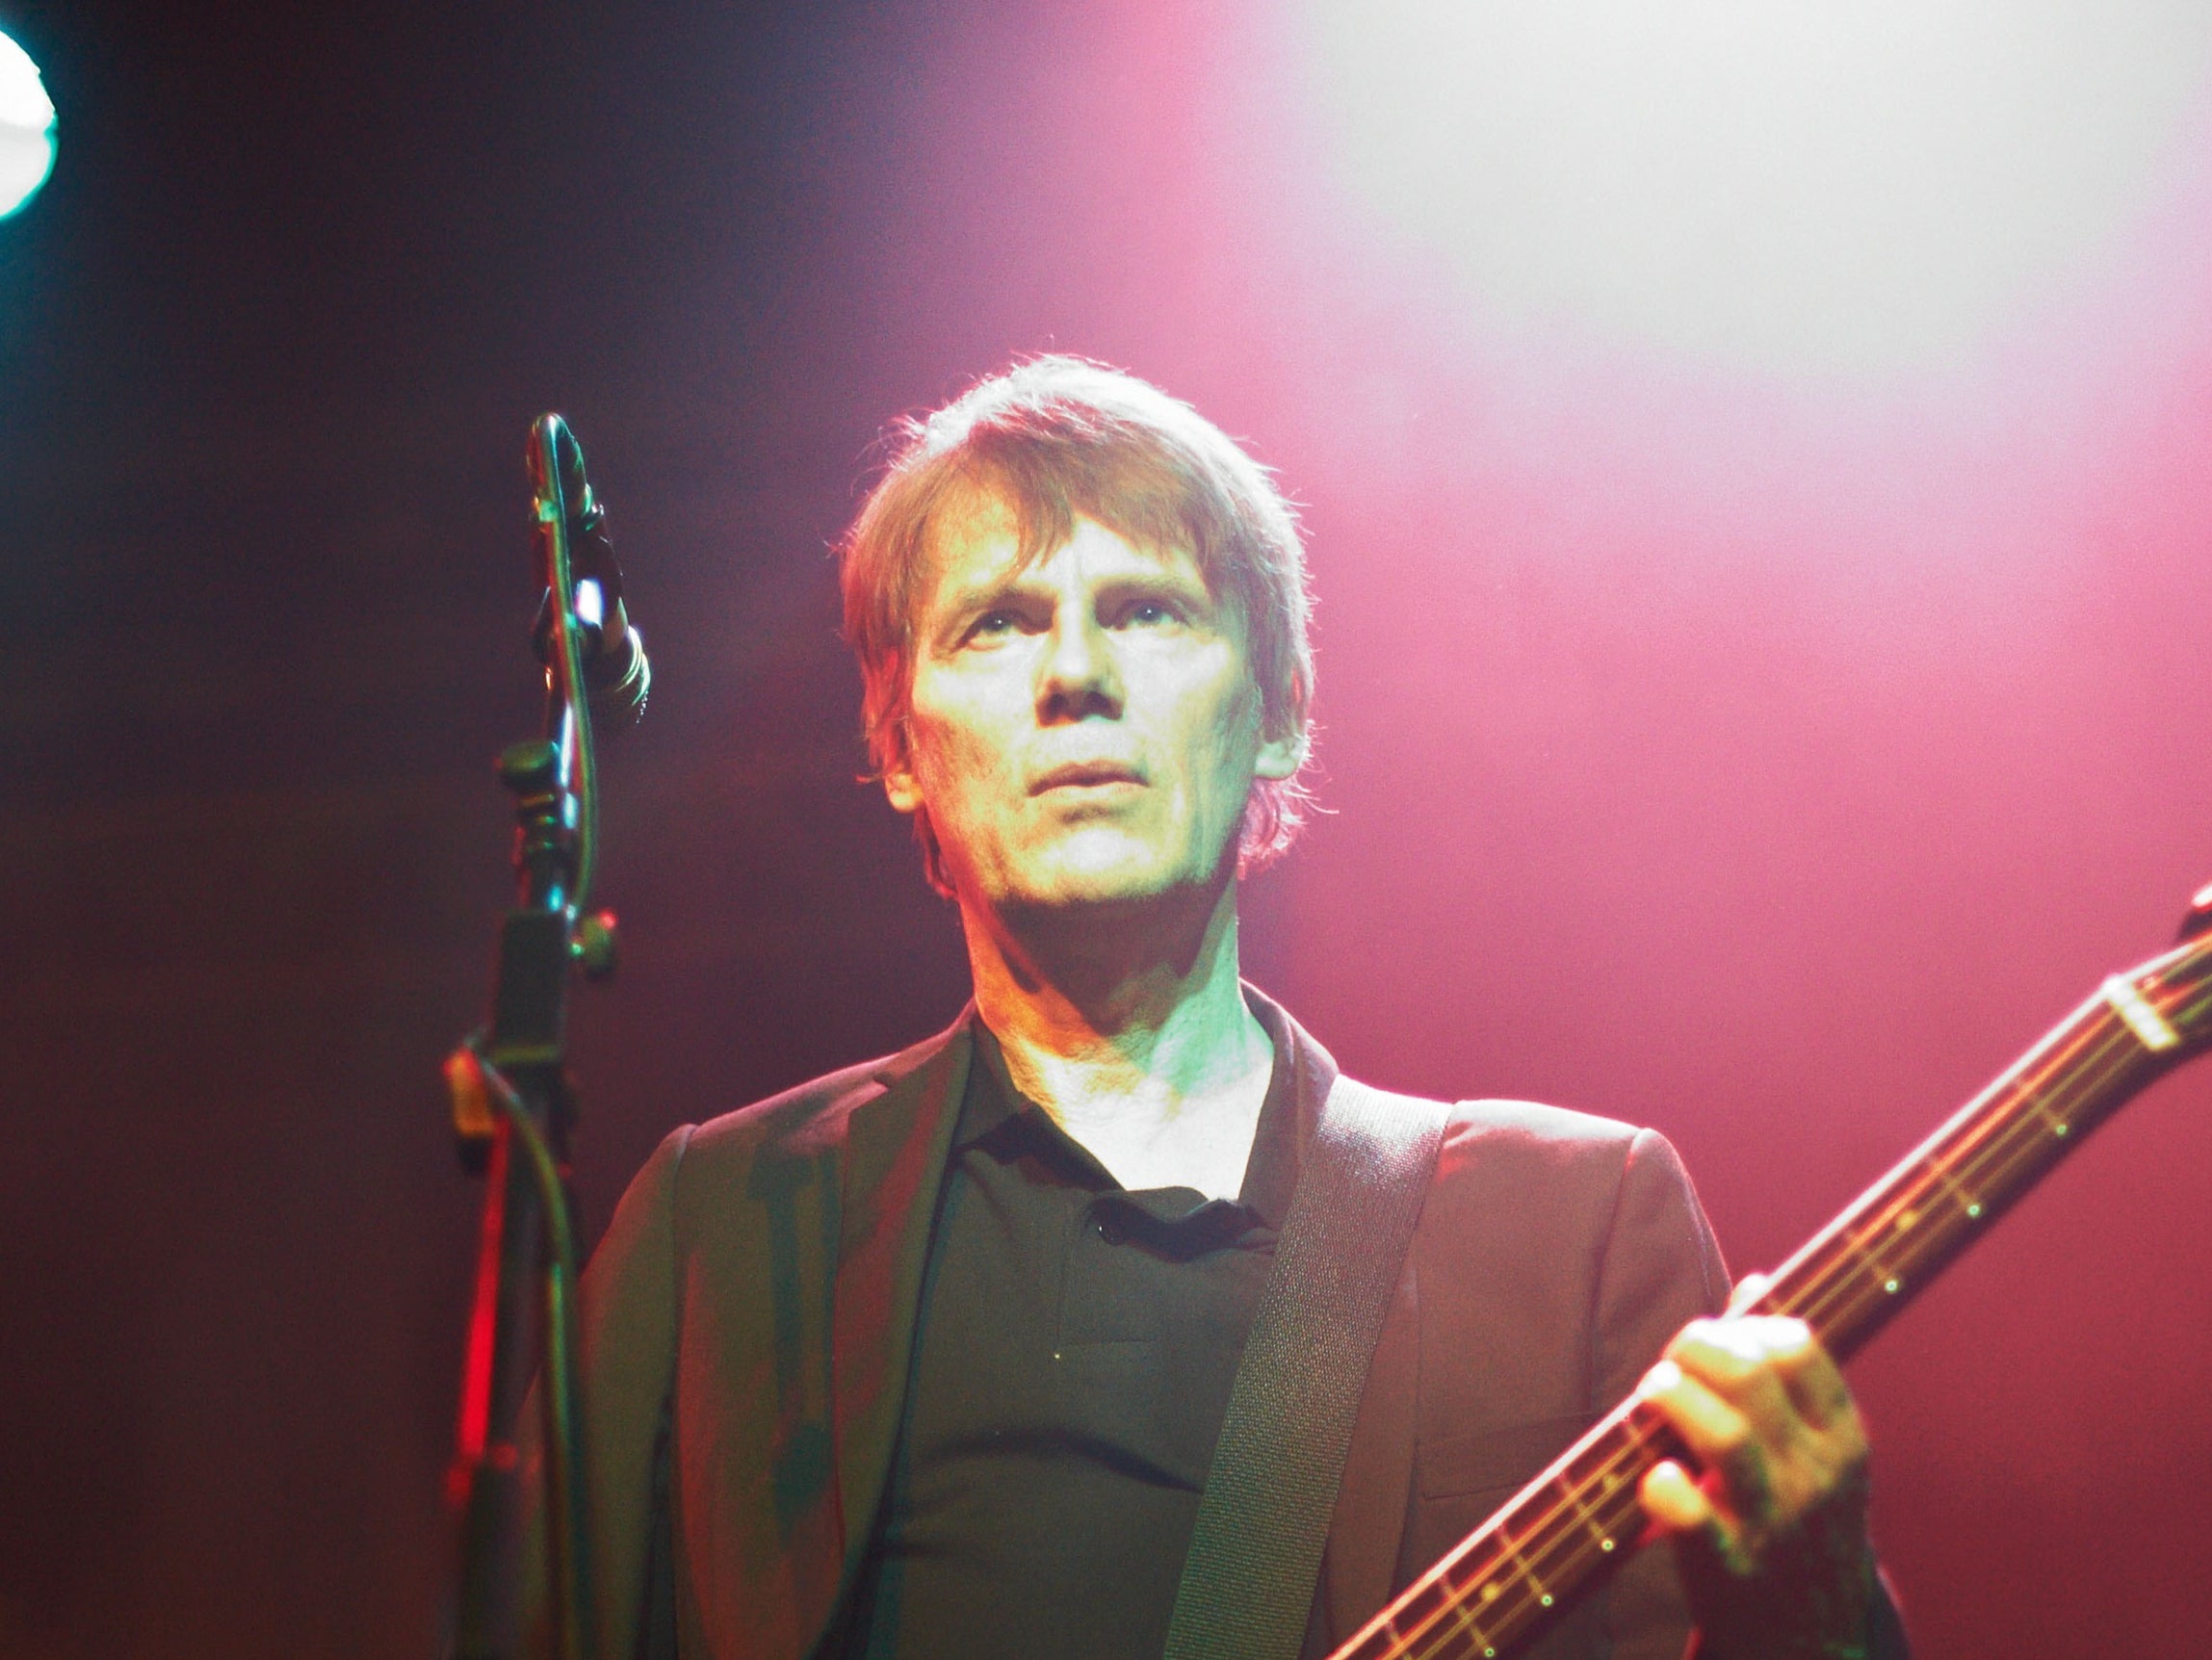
top-left (1679, 1511), bottom-right (1877, 1660)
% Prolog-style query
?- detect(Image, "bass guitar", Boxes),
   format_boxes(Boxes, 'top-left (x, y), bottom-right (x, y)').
top-left (1329, 885), bottom-right (2212, 1660)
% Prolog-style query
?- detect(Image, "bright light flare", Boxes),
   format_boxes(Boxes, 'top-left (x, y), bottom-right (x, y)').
top-left (0, 31), bottom-right (56, 220)
top-left (1297, 1), bottom-right (2212, 376)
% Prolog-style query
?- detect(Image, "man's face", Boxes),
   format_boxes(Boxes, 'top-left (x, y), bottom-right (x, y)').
top-left (884, 497), bottom-right (1301, 917)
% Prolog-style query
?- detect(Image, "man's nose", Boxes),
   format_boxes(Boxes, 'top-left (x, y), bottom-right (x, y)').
top-left (1036, 610), bottom-right (1122, 720)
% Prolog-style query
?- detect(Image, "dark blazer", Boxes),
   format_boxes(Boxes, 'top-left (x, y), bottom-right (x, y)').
top-left (526, 999), bottom-right (1731, 1660)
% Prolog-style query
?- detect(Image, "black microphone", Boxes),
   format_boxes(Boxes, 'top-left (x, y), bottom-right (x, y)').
top-left (531, 421), bottom-right (651, 730)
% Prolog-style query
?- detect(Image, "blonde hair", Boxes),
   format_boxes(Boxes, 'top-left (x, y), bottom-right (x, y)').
top-left (839, 356), bottom-right (1314, 887)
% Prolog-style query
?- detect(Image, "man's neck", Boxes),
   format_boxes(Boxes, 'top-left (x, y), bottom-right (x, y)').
top-left (961, 879), bottom-right (1275, 1199)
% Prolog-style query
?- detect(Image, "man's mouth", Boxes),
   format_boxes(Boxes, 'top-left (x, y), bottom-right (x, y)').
top-left (1029, 762), bottom-right (1143, 793)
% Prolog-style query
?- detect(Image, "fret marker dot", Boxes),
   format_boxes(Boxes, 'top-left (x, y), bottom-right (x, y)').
top-left (1966, 1203), bottom-right (1982, 1218)
top-left (1884, 1278), bottom-right (1899, 1294)
top-left (1482, 1584), bottom-right (1499, 1601)
top-left (1600, 1539), bottom-right (1615, 1551)
top-left (1485, 1649), bottom-right (1496, 1657)
top-left (1541, 1595), bottom-right (1554, 1607)
top-left (2055, 1124), bottom-right (2069, 1136)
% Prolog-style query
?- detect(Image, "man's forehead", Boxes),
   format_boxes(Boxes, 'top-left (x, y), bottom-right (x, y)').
top-left (917, 488), bottom-right (1205, 605)
top-left (918, 486), bottom-right (1022, 583)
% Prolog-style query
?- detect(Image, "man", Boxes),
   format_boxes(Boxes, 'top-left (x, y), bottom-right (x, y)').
top-left (531, 357), bottom-right (1898, 1659)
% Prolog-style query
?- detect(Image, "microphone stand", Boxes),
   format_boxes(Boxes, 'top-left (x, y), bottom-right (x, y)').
top-left (444, 415), bottom-right (623, 1660)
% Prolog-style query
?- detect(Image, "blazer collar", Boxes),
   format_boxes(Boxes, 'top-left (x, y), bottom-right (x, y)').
top-left (826, 1007), bottom-right (976, 1610)
top-left (1242, 987), bottom-right (1420, 1638)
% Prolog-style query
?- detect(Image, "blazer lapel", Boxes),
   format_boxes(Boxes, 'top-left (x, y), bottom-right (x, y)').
top-left (1259, 991), bottom-right (1421, 1646)
top-left (1322, 1235), bottom-right (1419, 1642)
top-left (826, 1012), bottom-right (974, 1606)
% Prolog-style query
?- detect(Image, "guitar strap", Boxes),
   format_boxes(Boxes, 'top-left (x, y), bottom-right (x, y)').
top-left (1162, 1075), bottom-right (1450, 1660)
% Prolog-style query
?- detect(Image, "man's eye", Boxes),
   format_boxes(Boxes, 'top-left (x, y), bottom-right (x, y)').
top-left (970, 610), bottom-right (1018, 638)
top-left (1123, 600), bottom-right (1176, 627)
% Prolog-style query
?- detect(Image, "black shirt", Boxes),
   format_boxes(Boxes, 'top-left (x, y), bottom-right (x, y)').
top-left (830, 1002), bottom-right (1314, 1660)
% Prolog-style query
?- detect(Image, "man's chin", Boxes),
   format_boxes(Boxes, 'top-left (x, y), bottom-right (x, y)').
top-left (990, 834), bottom-right (1220, 914)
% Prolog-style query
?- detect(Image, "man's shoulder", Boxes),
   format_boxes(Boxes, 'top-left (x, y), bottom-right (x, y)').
top-left (1441, 1095), bottom-right (1651, 1153)
top-left (673, 1010), bottom-right (973, 1168)
top-left (1273, 992), bottom-right (1657, 1169)
top-left (1414, 1091), bottom-right (1682, 1210)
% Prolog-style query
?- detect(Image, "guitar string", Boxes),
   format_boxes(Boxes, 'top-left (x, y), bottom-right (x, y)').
top-left (1782, 1017), bottom-right (2145, 1341)
top-left (1768, 996), bottom-right (2145, 1343)
top-left (1369, 1005), bottom-right (2164, 1660)
top-left (1385, 1437), bottom-right (1656, 1660)
top-left (1748, 965), bottom-right (2208, 1360)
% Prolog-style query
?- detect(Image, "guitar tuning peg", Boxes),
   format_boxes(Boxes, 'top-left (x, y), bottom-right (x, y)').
top-left (2178, 881), bottom-right (2212, 943)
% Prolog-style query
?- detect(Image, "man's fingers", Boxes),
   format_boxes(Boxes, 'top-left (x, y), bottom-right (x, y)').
top-left (1767, 1329), bottom-right (1857, 1435)
top-left (1668, 1313), bottom-right (1860, 1436)
top-left (1639, 1310), bottom-right (1876, 1616)
top-left (1672, 1312), bottom-right (1809, 1379)
top-left (1662, 1321), bottom-right (1800, 1447)
top-left (1640, 1453), bottom-right (1759, 1577)
top-left (1724, 1271), bottom-right (1772, 1316)
top-left (1639, 1458), bottom-right (1715, 1535)
top-left (1643, 1315), bottom-right (1872, 1569)
top-left (1638, 1355), bottom-right (1765, 1502)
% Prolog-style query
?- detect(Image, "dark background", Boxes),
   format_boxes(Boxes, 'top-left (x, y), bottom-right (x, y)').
top-left (4, 4), bottom-right (2212, 1656)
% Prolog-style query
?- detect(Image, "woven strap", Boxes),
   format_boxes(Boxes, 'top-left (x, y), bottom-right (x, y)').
top-left (1162, 1076), bottom-right (1449, 1660)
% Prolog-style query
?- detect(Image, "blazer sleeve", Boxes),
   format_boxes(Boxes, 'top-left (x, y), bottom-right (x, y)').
top-left (521, 1122), bottom-right (693, 1660)
top-left (1393, 1105), bottom-right (1726, 1660)
top-left (1594, 1131), bottom-right (1911, 1660)
top-left (1592, 1129), bottom-right (1731, 1660)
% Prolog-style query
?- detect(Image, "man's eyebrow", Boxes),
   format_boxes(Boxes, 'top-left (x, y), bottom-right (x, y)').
top-left (1093, 567), bottom-right (1220, 617)
top-left (918, 568), bottom-right (1033, 646)
top-left (1099, 566), bottom-right (1210, 595)
top-left (932, 565), bottom-right (1037, 615)
top-left (923, 553), bottom-right (1216, 629)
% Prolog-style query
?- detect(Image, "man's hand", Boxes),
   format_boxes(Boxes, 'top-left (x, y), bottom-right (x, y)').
top-left (1635, 1281), bottom-right (1876, 1658)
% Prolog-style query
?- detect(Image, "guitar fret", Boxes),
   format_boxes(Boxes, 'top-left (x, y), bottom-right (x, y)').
top-left (1495, 1542), bottom-right (1548, 1607)
top-left (1395, 1549), bottom-right (1499, 1660)
top-left (1378, 1584), bottom-right (1443, 1660)
top-left (1924, 1156), bottom-right (1984, 1219)
top-left (1844, 1231), bottom-right (1904, 1296)
top-left (1554, 1474), bottom-right (1621, 1553)
top-left (1432, 1593), bottom-right (1492, 1659)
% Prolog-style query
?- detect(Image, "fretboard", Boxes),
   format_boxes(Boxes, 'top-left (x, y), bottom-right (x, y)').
top-left (1328, 928), bottom-right (2212, 1660)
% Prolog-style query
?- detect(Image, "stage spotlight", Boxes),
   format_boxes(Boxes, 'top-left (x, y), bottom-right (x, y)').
top-left (0, 30), bottom-right (55, 220)
top-left (1297, 0), bottom-right (2212, 376)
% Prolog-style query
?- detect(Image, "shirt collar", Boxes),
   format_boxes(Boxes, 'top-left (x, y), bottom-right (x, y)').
top-left (955, 984), bottom-right (1323, 1232)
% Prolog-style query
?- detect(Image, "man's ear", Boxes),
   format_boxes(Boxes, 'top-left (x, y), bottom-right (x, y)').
top-left (1251, 676), bottom-right (1310, 781)
top-left (1252, 727), bottom-right (1305, 782)
top-left (881, 718), bottom-right (923, 814)
top-left (883, 757), bottom-right (922, 814)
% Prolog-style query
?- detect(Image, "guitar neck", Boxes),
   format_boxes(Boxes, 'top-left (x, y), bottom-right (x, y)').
top-left (1330, 929), bottom-right (2212, 1660)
